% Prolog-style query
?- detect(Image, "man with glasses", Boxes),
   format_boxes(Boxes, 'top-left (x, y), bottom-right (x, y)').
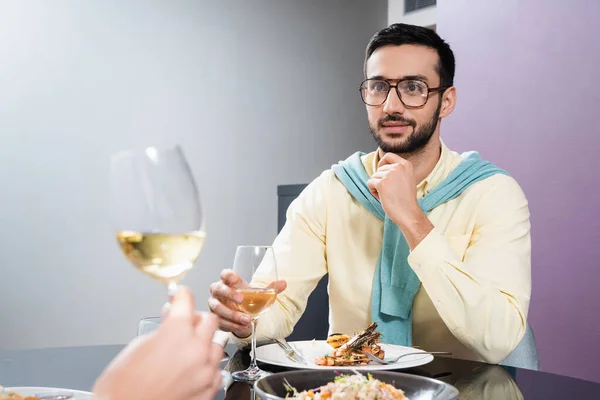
top-left (209, 23), bottom-right (531, 365)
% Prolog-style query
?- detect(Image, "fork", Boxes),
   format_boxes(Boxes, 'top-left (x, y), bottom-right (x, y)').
top-left (366, 351), bottom-right (452, 365)
top-left (272, 338), bottom-right (310, 365)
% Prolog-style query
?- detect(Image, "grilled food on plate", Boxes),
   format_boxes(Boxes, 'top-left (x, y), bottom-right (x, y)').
top-left (326, 333), bottom-right (351, 349)
top-left (315, 322), bottom-right (385, 366)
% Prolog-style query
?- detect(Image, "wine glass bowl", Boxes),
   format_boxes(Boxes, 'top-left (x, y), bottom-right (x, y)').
top-left (235, 286), bottom-right (277, 318)
top-left (110, 145), bottom-right (204, 297)
top-left (115, 230), bottom-right (206, 285)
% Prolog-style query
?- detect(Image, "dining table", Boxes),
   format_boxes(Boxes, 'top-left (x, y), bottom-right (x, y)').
top-left (1, 342), bottom-right (599, 399)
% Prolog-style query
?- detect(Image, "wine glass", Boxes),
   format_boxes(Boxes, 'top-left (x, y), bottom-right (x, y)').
top-left (231, 245), bottom-right (279, 383)
top-left (109, 145), bottom-right (204, 301)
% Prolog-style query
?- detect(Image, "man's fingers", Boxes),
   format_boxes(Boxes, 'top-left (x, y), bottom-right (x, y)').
top-left (210, 282), bottom-right (243, 303)
top-left (266, 280), bottom-right (287, 294)
top-left (377, 152), bottom-right (405, 168)
top-left (208, 297), bottom-right (251, 326)
top-left (374, 164), bottom-right (397, 174)
top-left (370, 171), bottom-right (387, 179)
top-left (367, 178), bottom-right (380, 200)
top-left (218, 318), bottom-right (251, 333)
top-left (275, 280), bottom-right (287, 294)
top-left (220, 269), bottom-right (246, 287)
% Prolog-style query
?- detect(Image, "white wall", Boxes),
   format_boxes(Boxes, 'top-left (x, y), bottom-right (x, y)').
top-left (388, 0), bottom-right (436, 27)
top-left (0, 0), bottom-right (387, 349)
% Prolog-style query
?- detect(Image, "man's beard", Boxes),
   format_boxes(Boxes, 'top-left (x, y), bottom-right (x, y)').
top-left (369, 100), bottom-right (442, 154)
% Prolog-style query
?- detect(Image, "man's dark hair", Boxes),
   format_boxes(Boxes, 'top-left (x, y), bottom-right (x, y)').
top-left (365, 23), bottom-right (455, 87)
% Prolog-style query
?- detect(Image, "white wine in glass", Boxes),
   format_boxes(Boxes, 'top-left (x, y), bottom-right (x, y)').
top-left (116, 231), bottom-right (206, 283)
top-left (110, 145), bottom-right (204, 298)
top-left (231, 245), bottom-right (278, 383)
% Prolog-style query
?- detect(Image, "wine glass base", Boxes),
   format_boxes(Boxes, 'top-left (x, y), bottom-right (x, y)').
top-left (231, 366), bottom-right (271, 383)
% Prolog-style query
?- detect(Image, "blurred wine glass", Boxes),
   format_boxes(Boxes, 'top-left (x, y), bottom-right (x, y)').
top-left (110, 145), bottom-right (204, 299)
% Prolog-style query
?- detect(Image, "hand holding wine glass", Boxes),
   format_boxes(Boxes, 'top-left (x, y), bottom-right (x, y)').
top-left (208, 271), bottom-right (287, 339)
top-left (229, 245), bottom-right (279, 383)
top-left (93, 287), bottom-right (223, 400)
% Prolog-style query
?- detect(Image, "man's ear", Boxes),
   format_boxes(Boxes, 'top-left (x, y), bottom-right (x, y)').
top-left (439, 86), bottom-right (456, 119)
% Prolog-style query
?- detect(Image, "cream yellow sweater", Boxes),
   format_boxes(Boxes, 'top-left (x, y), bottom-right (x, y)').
top-left (232, 141), bottom-right (531, 364)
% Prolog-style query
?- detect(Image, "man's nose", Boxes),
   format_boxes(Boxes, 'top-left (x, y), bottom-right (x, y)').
top-left (382, 87), bottom-right (406, 115)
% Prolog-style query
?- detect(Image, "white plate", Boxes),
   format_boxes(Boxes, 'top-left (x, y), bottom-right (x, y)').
top-left (255, 340), bottom-right (434, 371)
top-left (4, 387), bottom-right (93, 399)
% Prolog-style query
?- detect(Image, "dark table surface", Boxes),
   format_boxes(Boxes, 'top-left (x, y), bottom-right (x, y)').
top-left (1, 343), bottom-right (599, 399)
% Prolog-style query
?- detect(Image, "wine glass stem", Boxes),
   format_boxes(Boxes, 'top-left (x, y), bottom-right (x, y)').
top-left (249, 317), bottom-right (258, 370)
top-left (165, 282), bottom-right (180, 311)
top-left (168, 281), bottom-right (179, 298)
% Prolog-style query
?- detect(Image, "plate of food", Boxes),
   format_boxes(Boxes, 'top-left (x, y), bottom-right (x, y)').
top-left (255, 323), bottom-right (435, 371)
top-left (0, 386), bottom-right (93, 400)
top-left (254, 369), bottom-right (459, 399)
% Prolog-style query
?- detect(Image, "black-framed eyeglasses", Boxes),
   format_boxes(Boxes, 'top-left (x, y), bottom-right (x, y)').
top-left (359, 78), bottom-right (450, 108)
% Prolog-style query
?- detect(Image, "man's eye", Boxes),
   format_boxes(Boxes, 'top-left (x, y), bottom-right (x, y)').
top-left (370, 82), bottom-right (388, 92)
top-left (400, 80), bottom-right (427, 96)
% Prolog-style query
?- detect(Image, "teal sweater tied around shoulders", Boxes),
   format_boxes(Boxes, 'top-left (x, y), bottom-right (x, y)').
top-left (331, 150), bottom-right (507, 346)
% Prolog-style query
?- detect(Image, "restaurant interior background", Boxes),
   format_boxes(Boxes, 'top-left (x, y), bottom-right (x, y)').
top-left (0, 0), bottom-right (598, 384)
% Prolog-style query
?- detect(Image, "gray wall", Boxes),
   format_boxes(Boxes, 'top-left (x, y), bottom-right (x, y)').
top-left (0, 0), bottom-right (386, 349)
top-left (437, 0), bottom-right (600, 383)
